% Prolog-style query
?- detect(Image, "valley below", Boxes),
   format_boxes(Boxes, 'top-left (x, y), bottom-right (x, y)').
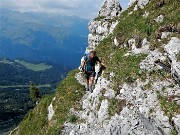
top-left (0, 58), bottom-right (70, 134)
top-left (0, 6), bottom-right (89, 135)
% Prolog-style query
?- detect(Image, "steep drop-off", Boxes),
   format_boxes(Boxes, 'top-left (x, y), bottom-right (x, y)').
top-left (10, 0), bottom-right (180, 135)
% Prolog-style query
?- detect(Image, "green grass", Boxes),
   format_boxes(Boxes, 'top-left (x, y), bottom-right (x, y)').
top-left (68, 114), bottom-right (78, 123)
top-left (108, 98), bottom-right (126, 116)
top-left (113, 0), bottom-right (179, 48)
top-left (11, 69), bottom-right (85, 135)
top-left (15, 59), bottom-right (52, 71)
top-left (148, 69), bottom-right (171, 81)
top-left (143, 81), bottom-right (153, 90)
top-left (96, 0), bottom-right (179, 116)
top-left (157, 93), bottom-right (180, 120)
top-left (97, 0), bottom-right (179, 87)
top-left (94, 16), bottom-right (106, 21)
top-left (177, 51), bottom-right (180, 61)
top-left (170, 131), bottom-right (177, 135)
top-left (96, 37), bottom-right (146, 91)
top-left (96, 36), bottom-right (145, 117)
top-left (11, 94), bottom-right (53, 135)
top-left (47, 69), bottom-right (85, 134)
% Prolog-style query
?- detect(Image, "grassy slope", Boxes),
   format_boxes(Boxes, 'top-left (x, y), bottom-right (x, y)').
top-left (12, 0), bottom-right (180, 134)
top-left (10, 94), bottom-right (53, 135)
top-left (96, 0), bottom-right (180, 117)
top-left (97, 0), bottom-right (179, 84)
top-left (11, 70), bottom-right (84, 135)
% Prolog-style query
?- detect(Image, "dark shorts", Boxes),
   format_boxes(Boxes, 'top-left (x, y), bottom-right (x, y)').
top-left (85, 71), bottom-right (96, 80)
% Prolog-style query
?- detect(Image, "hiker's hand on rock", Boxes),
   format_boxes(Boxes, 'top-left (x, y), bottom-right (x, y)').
top-left (100, 62), bottom-right (106, 70)
top-left (79, 66), bottom-right (84, 72)
top-left (101, 64), bottom-right (106, 69)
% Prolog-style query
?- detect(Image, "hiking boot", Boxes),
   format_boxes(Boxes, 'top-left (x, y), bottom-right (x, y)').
top-left (85, 85), bottom-right (89, 91)
top-left (92, 84), bottom-right (95, 90)
top-left (86, 87), bottom-right (89, 91)
top-left (91, 84), bottom-right (96, 92)
top-left (89, 85), bottom-right (94, 93)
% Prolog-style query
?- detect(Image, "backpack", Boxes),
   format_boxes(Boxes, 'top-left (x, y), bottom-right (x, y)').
top-left (80, 51), bottom-right (90, 70)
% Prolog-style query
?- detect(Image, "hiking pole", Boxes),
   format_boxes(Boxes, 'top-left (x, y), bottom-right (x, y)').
top-left (95, 67), bottom-right (103, 84)
top-left (154, 59), bottom-right (171, 72)
top-left (154, 59), bottom-right (180, 83)
top-left (95, 65), bottom-right (106, 84)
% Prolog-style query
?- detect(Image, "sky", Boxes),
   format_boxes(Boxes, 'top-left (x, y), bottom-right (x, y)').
top-left (0, 0), bottom-right (129, 19)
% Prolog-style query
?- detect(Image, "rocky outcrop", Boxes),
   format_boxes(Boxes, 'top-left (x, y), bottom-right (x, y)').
top-left (128, 0), bottom-right (150, 15)
top-left (48, 97), bottom-right (55, 121)
top-left (164, 37), bottom-right (180, 82)
top-left (61, 74), bottom-right (180, 135)
top-left (87, 0), bottom-right (122, 50)
top-left (128, 0), bottom-right (150, 9)
top-left (127, 38), bottom-right (150, 54)
top-left (99, 0), bottom-right (122, 18)
top-left (140, 50), bottom-right (166, 72)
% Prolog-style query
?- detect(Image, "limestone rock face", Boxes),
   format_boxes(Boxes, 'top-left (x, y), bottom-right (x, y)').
top-left (87, 0), bottom-right (122, 51)
top-left (47, 97), bottom-right (55, 121)
top-left (128, 0), bottom-right (137, 7)
top-left (61, 75), bottom-right (180, 135)
top-left (137, 0), bottom-right (150, 9)
top-left (128, 0), bottom-right (150, 9)
top-left (99, 0), bottom-right (122, 18)
top-left (164, 37), bottom-right (180, 82)
top-left (127, 38), bottom-right (150, 54)
top-left (61, 1), bottom-right (180, 135)
top-left (140, 50), bottom-right (166, 72)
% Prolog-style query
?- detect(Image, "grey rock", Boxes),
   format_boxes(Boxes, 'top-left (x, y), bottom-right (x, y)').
top-left (99, 0), bottom-right (122, 18)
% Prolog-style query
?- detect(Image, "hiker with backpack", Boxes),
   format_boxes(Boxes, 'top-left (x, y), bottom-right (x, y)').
top-left (80, 51), bottom-right (102, 92)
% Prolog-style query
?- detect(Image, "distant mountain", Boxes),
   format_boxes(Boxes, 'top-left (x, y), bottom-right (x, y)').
top-left (0, 9), bottom-right (89, 67)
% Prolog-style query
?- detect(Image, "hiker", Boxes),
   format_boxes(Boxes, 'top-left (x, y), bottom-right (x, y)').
top-left (80, 51), bottom-right (102, 92)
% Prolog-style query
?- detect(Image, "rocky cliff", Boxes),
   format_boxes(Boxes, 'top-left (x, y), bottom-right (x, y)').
top-left (10, 0), bottom-right (180, 135)
top-left (87, 0), bottom-right (121, 51)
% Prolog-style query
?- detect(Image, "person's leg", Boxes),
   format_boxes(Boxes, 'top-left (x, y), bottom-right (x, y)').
top-left (89, 72), bottom-right (96, 92)
top-left (89, 77), bottom-right (95, 92)
top-left (86, 79), bottom-right (89, 90)
top-left (85, 73), bottom-right (90, 91)
top-left (89, 77), bottom-right (94, 87)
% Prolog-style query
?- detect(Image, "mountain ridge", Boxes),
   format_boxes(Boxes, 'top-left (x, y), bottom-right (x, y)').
top-left (0, 9), bottom-right (89, 67)
top-left (9, 0), bottom-right (180, 135)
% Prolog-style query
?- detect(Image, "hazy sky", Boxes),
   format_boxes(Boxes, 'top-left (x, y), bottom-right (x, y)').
top-left (0, 0), bottom-right (129, 19)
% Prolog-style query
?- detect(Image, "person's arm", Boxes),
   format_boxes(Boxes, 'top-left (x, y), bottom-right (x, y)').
top-left (81, 60), bottom-right (86, 69)
top-left (79, 60), bottom-right (86, 72)
top-left (97, 57), bottom-right (106, 69)
top-left (80, 56), bottom-right (87, 71)
top-left (97, 57), bottom-right (103, 65)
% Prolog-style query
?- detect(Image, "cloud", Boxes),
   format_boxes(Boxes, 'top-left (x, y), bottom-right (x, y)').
top-left (0, 0), bottom-right (129, 19)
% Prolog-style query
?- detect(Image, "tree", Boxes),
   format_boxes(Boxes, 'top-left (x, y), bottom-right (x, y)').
top-left (29, 82), bottom-right (40, 101)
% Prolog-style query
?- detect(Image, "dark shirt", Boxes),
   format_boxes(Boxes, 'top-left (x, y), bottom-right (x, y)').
top-left (84, 56), bottom-right (100, 71)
